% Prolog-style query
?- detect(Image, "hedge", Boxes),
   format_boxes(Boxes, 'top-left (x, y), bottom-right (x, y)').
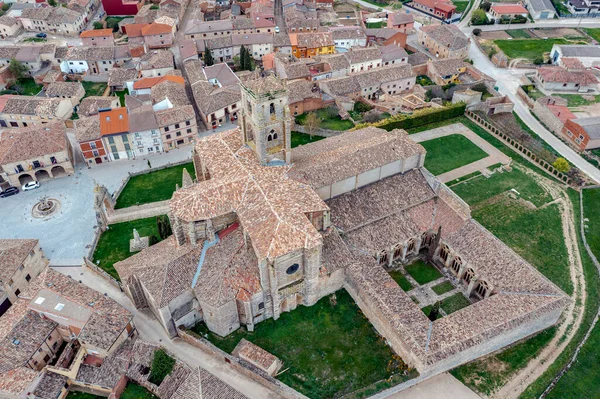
top-left (354, 102), bottom-right (467, 131)
top-left (149, 348), bottom-right (176, 385)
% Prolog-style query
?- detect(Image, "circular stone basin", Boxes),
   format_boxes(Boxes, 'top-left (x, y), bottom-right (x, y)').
top-left (32, 198), bottom-right (61, 219)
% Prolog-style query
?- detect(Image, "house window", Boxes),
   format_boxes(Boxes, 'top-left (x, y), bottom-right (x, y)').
top-left (286, 263), bottom-right (300, 274)
top-left (164, 126), bottom-right (170, 132)
top-left (175, 123), bottom-right (180, 129)
top-left (166, 134), bottom-right (171, 139)
top-left (186, 120), bottom-right (191, 126)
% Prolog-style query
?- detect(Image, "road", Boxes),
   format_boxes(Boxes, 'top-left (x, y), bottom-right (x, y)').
top-left (54, 266), bottom-right (286, 399)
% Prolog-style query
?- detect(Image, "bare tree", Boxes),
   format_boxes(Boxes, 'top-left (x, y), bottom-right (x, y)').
top-left (304, 112), bottom-right (320, 138)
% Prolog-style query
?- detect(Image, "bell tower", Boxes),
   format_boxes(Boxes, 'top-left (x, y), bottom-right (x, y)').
top-left (239, 72), bottom-right (292, 165)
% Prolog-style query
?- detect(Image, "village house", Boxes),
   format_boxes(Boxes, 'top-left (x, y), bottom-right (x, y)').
top-left (284, 6), bottom-right (319, 33)
top-left (346, 47), bottom-right (382, 73)
top-left (75, 115), bottom-right (110, 165)
top-left (523, 0), bottom-right (556, 19)
top-left (0, 16), bottom-right (22, 39)
top-left (329, 27), bottom-right (367, 51)
top-left (411, 0), bottom-right (456, 19)
top-left (139, 49), bottom-right (175, 77)
top-left (98, 107), bottom-right (134, 161)
top-left (127, 75), bottom-right (185, 97)
top-left (113, 73), bottom-right (567, 383)
top-left (0, 45), bottom-right (56, 77)
top-left (565, 0), bottom-right (599, 14)
top-left (290, 32), bottom-right (335, 59)
top-left (183, 16), bottom-right (275, 40)
top-left (551, 44), bottom-right (600, 68)
top-left (426, 58), bottom-right (494, 86)
top-left (365, 27), bottom-right (401, 44)
top-left (186, 60), bottom-right (241, 129)
top-left (108, 68), bottom-right (140, 91)
top-left (489, 3), bottom-right (529, 19)
top-left (381, 44), bottom-right (409, 66)
top-left (21, 6), bottom-right (87, 36)
top-left (150, 77), bottom-right (190, 109)
top-left (77, 96), bottom-right (120, 118)
top-left (288, 79), bottom-right (324, 115)
top-left (59, 46), bottom-right (117, 77)
top-left (155, 104), bottom-right (197, 149)
top-left (126, 22), bottom-right (175, 49)
top-left (80, 29), bottom-right (115, 47)
top-left (128, 105), bottom-right (163, 156)
top-left (418, 24), bottom-right (470, 59)
top-left (0, 96), bottom-right (73, 128)
top-left (0, 239), bottom-right (47, 316)
top-left (534, 66), bottom-right (598, 93)
top-left (44, 81), bottom-right (86, 107)
top-left (231, 33), bottom-right (274, 60)
top-left (386, 12), bottom-right (414, 33)
top-left (0, 122), bottom-right (74, 186)
top-left (272, 53), bottom-right (312, 81)
top-left (562, 116), bottom-right (600, 151)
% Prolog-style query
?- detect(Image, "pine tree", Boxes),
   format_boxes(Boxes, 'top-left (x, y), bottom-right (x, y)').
top-left (243, 48), bottom-right (252, 71)
top-left (203, 48), bottom-right (214, 67)
top-left (239, 46), bottom-right (247, 70)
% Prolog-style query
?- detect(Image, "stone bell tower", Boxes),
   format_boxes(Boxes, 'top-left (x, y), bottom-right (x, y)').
top-left (239, 72), bottom-right (292, 165)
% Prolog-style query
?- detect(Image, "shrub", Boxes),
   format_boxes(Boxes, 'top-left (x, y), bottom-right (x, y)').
top-left (156, 215), bottom-right (172, 240)
top-left (356, 102), bottom-right (466, 131)
top-left (148, 235), bottom-right (159, 246)
top-left (553, 157), bottom-right (571, 173)
top-left (148, 349), bottom-right (175, 385)
top-left (93, 21), bottom-right (104, 29)
top-left (1, 3), bottom-right (10, 11)
top-left (353, 101), bottom-right (373, 113)
top-left (479, 1), bottom-right (491, 11)
top-left (533, 56), bottom-right (545, 65)
top-left (471, 9), bottom-right (489, 25)
top-left (473, 28), bottom-right (482, 36)
top-left (428, 301), bottom-right (440, 321)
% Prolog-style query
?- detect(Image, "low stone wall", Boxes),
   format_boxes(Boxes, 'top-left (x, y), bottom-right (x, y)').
top-left (83, 257), bottom-right (123, 291)
top-left (532, 101), bottom-right (565, 135)
top-left (107, 200), bottom-right (170, 224)
top-left (292, 125), bottom-right (344, 138)
top-left (465, 111), bottom-right (570, 184)
top-left (178, 328), bottom-right (308, 399)
top-left (517, 87), bottom-right (536, 109)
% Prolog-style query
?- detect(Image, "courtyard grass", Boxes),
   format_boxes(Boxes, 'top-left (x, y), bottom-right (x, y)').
top-left (366, 21), bottom-right (385, 28)
top-left (405, 260), bottom-right (443, 285)
top-left (506, 29), bottom-right (530, 39)
top-left (493, 38), bottom-right (568, 61)
top-left (420, 134), bottom-right (488, 176)
top-left (388, 270), bottom-right (413, 291)
top-left (121, 383), bottom-right (158, 399)
top-left (295, 108), bottom-right (354, 131)
top-left (66, 392), bottom-right (104, 399)
top-left (554, 93), bottom-right (600, 108)
top-left (114, 162), bottom-right (196, 209)
top-left (440, 293), bottom-right (471, 315)
top-left (92, 216), bottom-right (163, 279)
top-left (82, 81), bottom-right (107, 98)
top-left (114, 89), bottom-right (129, 107)
top-left (431, 281), bottom-right (455, 295)
top-left (291, 131), bottom-right (326, 148)
top-left (10, 78), bottom-right (42, 96)
top-left (584, 28), bottom-right (600, 42)
top-left (190, 290), bottom-right (414, 398)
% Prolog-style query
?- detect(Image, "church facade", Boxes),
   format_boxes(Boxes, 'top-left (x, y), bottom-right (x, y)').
top-left (114, 72), bottom-right (567, 376)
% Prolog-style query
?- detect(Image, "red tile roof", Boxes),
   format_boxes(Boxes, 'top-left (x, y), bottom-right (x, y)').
top-left (133, 75), bottom-right (185, 90)
top-left (99, 107), bottom-right (129, 136)
top-left (80, 29), bottom-right (113, 38)
top-left (491, 4), bottom-right (528, 14)
top-left (124, 23), bottom-right (148, 37)
top-left (141, 22), bottom-right (172, 36)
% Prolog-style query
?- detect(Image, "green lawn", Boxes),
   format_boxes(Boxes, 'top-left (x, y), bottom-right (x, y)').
top-left (92, 216), bottom-right (163, 279)
top-left (451, 326), bottom-right (557, 396)
top-left (66, 392), bottom-right (104, 399)
top-left (584, 28), bottom-right (600, 42)
top-left (452, 0), bottom-right (469, 13)
top-left (506, 29), bottom-right (531, 39)
top-left (421, 134), bottom-right (488, 176)
top-left (583, 188), bottom-right (600, 260)
top-left (416, 75), bottom-right (434, 86)
top-left (115, 162), bottom-right (196, 209)
top-left (405, 260), bottom-right (443, 285)
top-left (82, 81), bottom-right (107, 98)
top-left (295, 108), bottom-right (354, 131)
top-left (452, 170), bottom-right (572, 295)
top-left (441, 293), bottom-right (471, 315)
top-left (388, 270), bottom-right (413, 291)
top-left (431, 281), bottom-right (455, 295)
top-left (114, 89), bottom-right (129, 107)
top-left (554, 94), bottom-right (600, 108)
top-left (494, 38), bottom-right (568, 60)
top-left (10, 78), bottom-right (42, 96)
top-left (551, 0), bottom-right (570, 14)
top-left (121, 383), bottom-right (158, 399)
top-left (23, 37), bottom-right (47, 43)
top-left (366, 21), bottom-right (385, 28)
top-left (191, 290), bottom-right (414, 399)
top-left (291, 131), bottom-right (326, 148)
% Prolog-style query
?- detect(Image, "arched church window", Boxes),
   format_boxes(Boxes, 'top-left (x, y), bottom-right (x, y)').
top-left (379, 250), bottom-right (388, 265)
top-left (476, 280), bottom-right (489, 298)
top-left (393, 244), bottom-right (403, 260)
top-left (286, 263), bottom-right (300, 274)
top-left (269, 103), bottom-right (275, 115)
top-left (440, 245), bottom-right (449, 262)
top-left (463, 268), bottom-right (475, 284)
top-left (451, 256), bottom-right (462, 275)
top-left (267, 134), bottom-right (273, 141)
top-left (273, 133), bottom-right (278, 139)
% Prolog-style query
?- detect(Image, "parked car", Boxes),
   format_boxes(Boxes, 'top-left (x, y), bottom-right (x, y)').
top-left (0, 186), bottom-right (19, 198)
top-left (36, 33), bottom-right (47, 38)
top-left (22, 181), bottom-right (40, 191)
top-left (275, 26), bottom-right (280, 33)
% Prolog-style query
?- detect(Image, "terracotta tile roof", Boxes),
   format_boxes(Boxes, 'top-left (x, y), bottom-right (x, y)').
top-left (133, 75), bottom-right (184, 90)
top-left (188, 63), bottom-right (241, 116)
top-left (124, 23), bottom-right (148, 37)
top-left (0, 122), bottom-right (67, 165)
top-left (420, 24), bottom-right (468, 50)
top-left (141, 22), bottom-right (172, 36)
top-left (537, 66), bottom-right (598, 86)
top-left (172, 366), bottom-right (248, 399)
top-left (140, 50), bottom-right (174, 70)
top-left (155, 105), bottom-right (195, 127)
top-left (108, 68), bottom-right (140, 88)
top-left (0, 239), bottom-right (38, 282)
top-left (99, 108), bottom-right (129, 136)
top-left (560, 57), bottom-right (585, 69)
top-left (290, 32), bottom-right (334, 48)
top-left (33, 372), bottom-right (68, 399)
top-left (232, 339), bottom-right (281, 371)
top-left (287, 79), bottom-right (320, 104)
top-left (78, 96), bottom-right (119, 117)
top-left (345, 47), bottom-right (381, 64)
top-left (389, 12), bottom-right (414, 25)
top-left (491, 3), bottom-right (528, 14)
top-left (75, 115), bottom-right (101, 143)
top-left (151, 80), bottom-right (189, 106)
top-left (45, 81), bottom-right (84, 98)
top-left (329, 27), bottom-right (367, 41)
top-left (0, 16), bottom-right (18, 27)
top-left (80, 29), bottom-right (113, 38)
top-left (0, 367), bottom-right (38, 396)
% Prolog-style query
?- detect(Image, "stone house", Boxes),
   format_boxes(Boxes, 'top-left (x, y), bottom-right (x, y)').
top-left (108, 68), bottom-right (140, 92)
top-left (232, 339), bottom-right (283, 376)
top-left (150, 78), bottom-right (189, 110)
top-left (0, 96), bottom-right (73, 128)
top-left (80, 29), bottom-right (115, 47)
top-left (387, 12), bottom-right (414, 33)
top-left (99, 107), bottom-right (134, 161)
top-left (75, 115), bottom-right (111, 166)
top-left (155, 104), bottom-right (197, 150)
top-left (381, 44), bottom-right (409, 66)
top-left (562, 116), bottom-right (600, 151)
top-left (329, 27), bottom-right (367, 51)
top-left (365, 27), bottom-right (401, 45)
top-left (412, 0), bottom-right (456, 19)
top-left (139, 50), bottom-right (175, 77)
top-left (0, 45), bottom-right (55, 77)
top-left (346, 47), bottom-right (382, 73)
top-left (113, 73), bottom-right (567, 382)
top-left (59, 46), bottom-right (116, 77)
top-left (289, 32), bottom-right (335, 59)
top-left (288, 79), bottom-right (325, 116)
top-left (44, 81), bottom-right (86, 107)
top-left (0, 239), bottom-right (48, 316)
top-left (128, 105), bottom-right (163, 156)
top-left (0, 16), bottom-right (22, 39)
top-left (21, 6), bottom-right (87, 36)
top-left (0, 122), bottom-right (74, 186)
top-left (534, 66), bottom-right (598, 93)
top-left (418, 24), bottom-right (470, 59)
top-left (77, 96), bottom-right (120, 117)
top-left (231, 33), bottom-right (274, 61)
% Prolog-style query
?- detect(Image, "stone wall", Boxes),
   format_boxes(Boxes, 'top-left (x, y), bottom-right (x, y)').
top-left (178, 328), bottom-right (308, 399)
top-left (517, 86), bottom-right (536, 109)
top-left (532, 101), bottom-right (565, 135)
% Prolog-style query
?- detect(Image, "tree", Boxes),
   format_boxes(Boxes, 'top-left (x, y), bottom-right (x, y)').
top-left (48, 0), bottom-right (57, 6)
top-left (553, 157), bottom-right (571, 173)
top-left (304, 112), bottom-right (320, 138)
top-left (150, 4), bottom-right (159, 9)
top-left (93, 21), bottom-right (104, 30)
top-left (203, 48), bottom-right (214, 66)
top-left (533, 55), bottom-right (545, 65)
top-left (156, 215), bottom-right (173, 240)
top-left (8, 58), bottom-right (27, 81)
top-left (1, 3), bottom-right (10, 11)
top-left (239, 45), bottom-right (247, 70)
top-left (148, 235), bottom-right (159, 246)
top-left (428, 301), bottom-right (440, 321)
top-left (473, 28), bottom-right (482, 36)
top-left (480, 1), bottom-right (492, 11)
top-left (471, 9), bottom-right (488, 25)
top-left (243, 46), bottom-right (252, 71)
top-left (148, 349), bottom-right (175, 385)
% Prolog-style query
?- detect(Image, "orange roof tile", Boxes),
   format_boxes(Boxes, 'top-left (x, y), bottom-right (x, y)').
top-left (491, 4), bottom-right (528, 14)
top-left (141, 23), bottom-right (172, 36)
top-left (99, 107), bottom-right (129, 136)
top-left (80, 29), bottom-right (113, 38)
top-left (133, 75), bottom-right (185, 90)
top-left (124, 23), bottom-right (148, 37)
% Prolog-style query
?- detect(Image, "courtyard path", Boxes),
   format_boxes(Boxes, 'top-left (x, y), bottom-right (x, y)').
top-left (52, 265), bottom-right (291, 399)
top-left (410, 123), bottom-right (511, 183)
top-left (492, 169), bottom-right (586, 399)
top-left (108, 200), bottom-right (170, 224)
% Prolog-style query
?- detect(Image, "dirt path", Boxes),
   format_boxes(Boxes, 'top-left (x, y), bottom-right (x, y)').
top-left (492, 168), bottom-right (586, 399)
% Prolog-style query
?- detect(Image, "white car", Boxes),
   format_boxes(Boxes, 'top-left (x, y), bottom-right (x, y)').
top-left (22, 181), bottom-right (40, 191)
top-left (275, 26), bottom-right (280, 33)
